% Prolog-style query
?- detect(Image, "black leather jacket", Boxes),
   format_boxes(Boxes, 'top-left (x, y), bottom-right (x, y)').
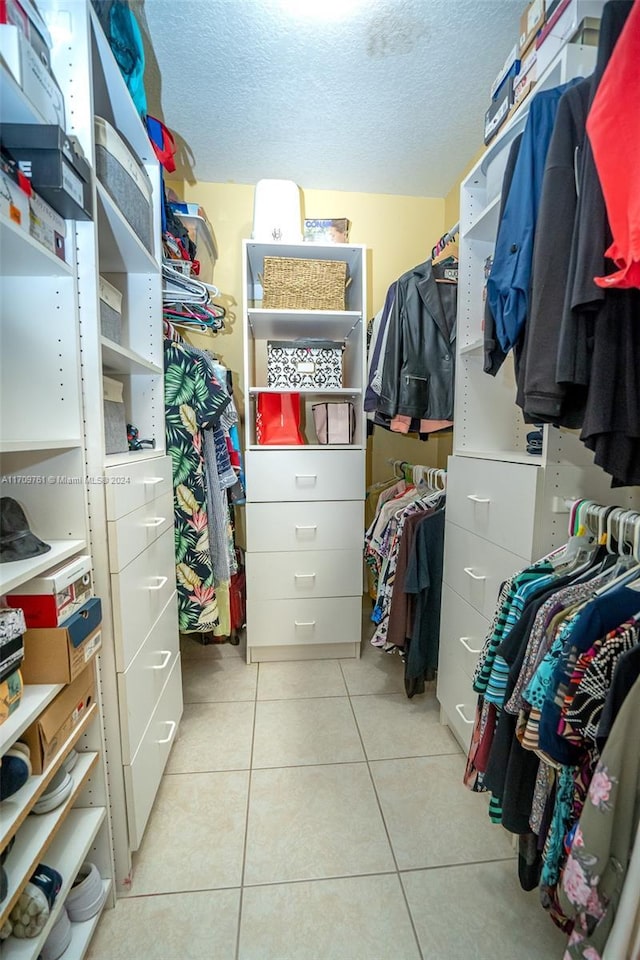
top-left (378, 259), bottom-right (457, 421)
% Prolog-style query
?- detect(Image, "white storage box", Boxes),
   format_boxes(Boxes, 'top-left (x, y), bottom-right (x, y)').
top-left (94, 116), bottom-right (153, 254)
top-left (99, 275), bottom-right (123, 343)
top-left (29, 190), bottom-right (66, 261)
top-left (267, 339), bottom-right (344, 389)
top-left (252, 178), bottom-right (302, 242)
top-left (6, 554), bottom-right (93, 628)
top-left (535, 0), bottom-right (603, 76)
top-left (0, 23), bottom-right (64, 127)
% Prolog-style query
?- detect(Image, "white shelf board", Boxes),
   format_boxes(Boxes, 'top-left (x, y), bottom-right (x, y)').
top-left (459, 338), bottom-right (484, 356)
top-left (0, 539), bottom-right (87, 595)
top-left (1, 754), bottom-right (99, 927)
top-left (0, 62), bottom-right (45, 125)
top-left (2, 808), bottom-right (107, 960)
top-left (249, 387), bottom-right (362, 395)
top-left (1, 703), bottom-right (99, 849)
top-left (456, 448), bottom-right (544, 466)
top-left (0, 213), bottom-right (73, 278)
top-left (0, 684), bottom-right (63, 756)
top-left (0, 440), bottom-right (83, 453)
top-left (466, 195), bottom-right (500, 241)
top-left (96, 182), bottom-right (159, 275)
top-left (89, 5), bottom-right (155, 165)
top-left (245, 240), bottom-right (365, 276)
top-left (104, 449), bottom-right (164, 468)
top-left (247, 444), bottom-right (364, 451)
top-left (63, 879), bottom-right (112, 960)
top-left (101, 337), bottom-right (162, 375)
top-left (248, 308), bottom-right (361, 340)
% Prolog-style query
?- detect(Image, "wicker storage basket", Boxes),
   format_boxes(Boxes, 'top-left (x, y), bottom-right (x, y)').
top-left (262, 257), bottom-right (347, 310)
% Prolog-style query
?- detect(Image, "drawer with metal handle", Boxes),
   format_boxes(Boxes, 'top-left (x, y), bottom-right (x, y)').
top-left (246, 549), bottom-right (362, 600)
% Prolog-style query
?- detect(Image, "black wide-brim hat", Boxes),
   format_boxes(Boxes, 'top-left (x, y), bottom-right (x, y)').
top-left (0, 497), bottom-right (51, 563)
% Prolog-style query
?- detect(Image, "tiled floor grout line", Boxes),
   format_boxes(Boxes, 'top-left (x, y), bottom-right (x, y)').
top-left (234, 675), bottom-right (258, 960)
top-left (339, 656), bottom-right (426, 960)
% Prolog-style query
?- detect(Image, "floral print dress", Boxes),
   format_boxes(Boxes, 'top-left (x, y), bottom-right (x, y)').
top-left (164, 340), bottom-right (231, 633)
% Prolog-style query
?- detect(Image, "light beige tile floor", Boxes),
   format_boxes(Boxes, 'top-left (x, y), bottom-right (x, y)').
top-left (88, 634), bottom-right (570, 960)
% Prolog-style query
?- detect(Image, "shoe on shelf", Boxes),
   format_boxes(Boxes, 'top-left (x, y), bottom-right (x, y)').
top-left (9, 741), bottom-right (30, 760)
top-left (65, 862), bottom-right (106, 922)
top-left (9, 882), bottom-right (50, 938)
top-left (0, 748), bottom-right (32, 801)
top-left (32, 768), bottom-right (73, 815)
top-left (41, 907), bottom-right (72, 960)
top-left (62, 748), bottom-right (78, 774)
top-left (30, 863), bottom-right (63, 910)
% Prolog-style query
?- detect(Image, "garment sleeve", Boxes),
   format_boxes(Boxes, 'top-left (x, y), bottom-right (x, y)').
top-left (377, 286), bottom-right (404, 419)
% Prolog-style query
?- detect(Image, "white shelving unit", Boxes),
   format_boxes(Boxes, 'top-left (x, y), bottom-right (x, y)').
top-left (436, 25), bottom-right (640, 752)
top-left (0, 6), bottom-right (114, 954)
top-left (242, 241), bottom-right (367, 662)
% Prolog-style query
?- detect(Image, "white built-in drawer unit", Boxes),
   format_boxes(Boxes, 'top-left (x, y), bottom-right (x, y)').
top-left (439, 584), bottom-right (489, 680)
top-left (117, 593), bottom-right (180, 762)
top-left (124, 653), bottom-right (183, 850)
top-left (110, 527), bottom-right (176, 672)
top-left (443, 521), bottom-right (526, 621)
top-left (246, 501), bottom-right (364, 553)
top-left (105, 455), bottom-right (173, 520)
top-left (245, 449), bottom-right (365, 502)
top-left (107, 490), bottom-right (174, 572)
top-left (446, 456), bottom-right (541, 559)
top-left (436, 634), bottom-right (477, 750)
top-left (246, 549), bottom-right (362, 600)
top-left (246, 596), bottom-right (362, 647)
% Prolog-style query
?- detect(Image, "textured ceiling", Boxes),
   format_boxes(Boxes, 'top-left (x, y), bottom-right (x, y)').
top-left (139, 0), bottom-right (522, 197)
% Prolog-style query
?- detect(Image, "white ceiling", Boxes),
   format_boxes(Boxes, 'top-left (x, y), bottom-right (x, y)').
top-left (140, 0), bottom-right (522, 198)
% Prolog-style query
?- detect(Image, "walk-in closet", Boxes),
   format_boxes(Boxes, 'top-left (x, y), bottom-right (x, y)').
top-left (1, 1), bottom-right (639, 958)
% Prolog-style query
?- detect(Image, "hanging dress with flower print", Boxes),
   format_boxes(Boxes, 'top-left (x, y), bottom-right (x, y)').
top-left (164, 339), bottom-right (231, 632)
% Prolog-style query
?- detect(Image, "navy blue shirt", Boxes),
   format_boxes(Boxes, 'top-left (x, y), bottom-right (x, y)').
top-left (487, 79), bottom-right (582, 354)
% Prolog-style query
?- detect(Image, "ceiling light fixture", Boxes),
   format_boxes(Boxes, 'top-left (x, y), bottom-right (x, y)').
top-left (277, 0), bottom-right (365, 21)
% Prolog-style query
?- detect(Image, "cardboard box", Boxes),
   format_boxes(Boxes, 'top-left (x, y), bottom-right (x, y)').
top-left (0, 155), bottom-right (30, 229)
top-left (490, 43), bottom-right (521, 100)
top-left (484, 76), bottom-right (514, 145)
top-left (29, 189), bottom-right (66, 261)
top-left (304, 219), bottom-right (350, 243)
top-left (536, 0), bottom-right (602, 76)
top-left (513, 37), bottom-right (538, 106)
top-left (21, 597), bottom-right (102, 683)
top-left (519, 0), bottom-right (545, 51)
top-left (0, 24), bottom-right (64, 127)
top-left (22, 662), bottom-right (96, 773)
top-left (7, 555), bottom-right (92, 627)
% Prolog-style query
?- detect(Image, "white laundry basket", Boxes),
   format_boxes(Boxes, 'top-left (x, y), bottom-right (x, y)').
top-left (252, 179), bottom-right (302, 242)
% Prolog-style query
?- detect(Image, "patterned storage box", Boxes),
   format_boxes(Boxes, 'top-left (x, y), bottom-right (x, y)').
top-left (95, 116), bottom-right (153, 254)
top-left (267, 339), bottom-right (344, 389)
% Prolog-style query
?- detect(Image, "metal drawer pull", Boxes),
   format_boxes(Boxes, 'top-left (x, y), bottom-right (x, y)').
top-left (295, 524), bottom-right (317, 531)
top-left (157, 720), bottom-right (176, 744)
top-left (148, 576), bottom-right (168, 591)
top-left (295, 474), bottom-right (317, 482)
top-left (467, 494), bottom-right (490, 504)
top-left (144, 476), bottom-right (163, 485)
top-left (455, 703), bottom-right (475, 725)
top-left (144, 517), bottom-right (166, 527)
top-left (459, 636), bottom-right (482, 654)
top-left (464, 567), bottom-right (486, 581)
top-left (295, 573), bottom-right (316, 580)
top-left (294, 620), bottom-right (316, 628)
top-left (152, 650), bottom-right (172, 670)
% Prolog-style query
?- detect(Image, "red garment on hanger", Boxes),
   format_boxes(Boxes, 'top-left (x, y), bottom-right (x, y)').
top-left (587, 0), bottom-right (640, 289)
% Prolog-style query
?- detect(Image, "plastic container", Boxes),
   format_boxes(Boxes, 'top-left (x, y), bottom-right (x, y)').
top-left (252, 178), bottom-right (302, 243)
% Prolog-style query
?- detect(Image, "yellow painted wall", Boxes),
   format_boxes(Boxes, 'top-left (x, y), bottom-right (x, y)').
top-left (167, 179), bottom-right (450, 481)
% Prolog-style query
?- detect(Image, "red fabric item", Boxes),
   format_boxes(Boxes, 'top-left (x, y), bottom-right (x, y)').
top-left (587, 0), bottom-right (640, 289)
top-left (255, 392), bottom-right (304, 445)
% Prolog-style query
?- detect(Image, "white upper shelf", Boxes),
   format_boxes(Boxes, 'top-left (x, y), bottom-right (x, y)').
top-left (0, 213), bottom-right (73, 278)
top-left (0, 62), bottom-right (46, 125)
top-left (248, 308), bottom-right (361, 340)
top-left (0, 538), bottom-right (86, 595)
top-left (101, 337), bottom-right (162, 375)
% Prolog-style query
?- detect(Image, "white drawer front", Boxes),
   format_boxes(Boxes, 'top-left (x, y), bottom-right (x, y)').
top-left (246, 596), bottom-right (362, 647)
top-left (443, 521), bottom-right (525, 621)
top-left (436, 640), bottom-right (477, 752)
top-left (124, 654), bottom-right (183, 850)
top-left (105, 455), bottom-right (173, 520)
top-left (440, 584), bottom-right (489, 680)
top-left (245, 449), bottom-right (365, 502)
top-left (247, 549), bottom-right (362, 601)
top-left (107, 490), bottom-right (174, 572)
top-left (246, 500), bottom-right (364, 553)
top-left (118, 594), bottom-right (180, 763)
top-left (446, 455), bottom-right (539, 560)
top-left (111, 527), bottom-right (176, 672)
